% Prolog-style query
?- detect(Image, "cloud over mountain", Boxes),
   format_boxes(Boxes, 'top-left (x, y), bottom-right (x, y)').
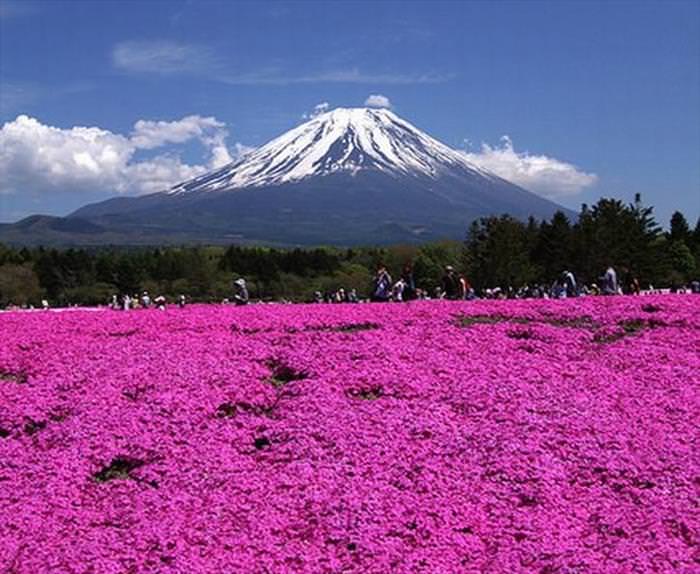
top-left (462, 136), bottom-right (597, 199)
top-left (364, 94), bottom-right (392, 109)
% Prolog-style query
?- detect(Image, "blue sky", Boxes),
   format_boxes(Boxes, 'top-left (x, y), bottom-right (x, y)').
top-left (1, 0), bottom-right (699, 226)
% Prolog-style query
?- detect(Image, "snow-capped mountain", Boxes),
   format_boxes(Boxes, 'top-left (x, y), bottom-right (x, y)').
top-left (168, 107), bottom-right (495, 193)
top-left (4, 107), bottom-right (570, 246)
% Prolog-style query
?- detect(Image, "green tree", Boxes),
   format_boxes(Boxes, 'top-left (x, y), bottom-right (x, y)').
top-left (665, 240), bottom-right (696, 284)
top-left (463, 215), bottom-right (537, 289)
top-left (0, 264), bottom-right (43, 306)
top-left (669, 211), bottom-right (691, 243)
top-left (532, 211), bottom-right (570, 281)
top-left (114, 257), bottom-right (143, 294)
top-left (691, 217), bottom-right (700, 270)
top-left (570, 195), bottom-right (661, 285)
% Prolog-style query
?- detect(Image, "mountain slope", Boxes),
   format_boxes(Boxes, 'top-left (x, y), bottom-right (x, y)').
top-left (6, 107), bottom-right (571, 246)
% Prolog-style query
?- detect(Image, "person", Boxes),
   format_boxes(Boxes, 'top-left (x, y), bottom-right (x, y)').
top-left (313, 291), bottom-right (324, 304)
top-left (550, 278), bottom-right (565, 299)
top-left (441, 265), bottom-right (459, 300)
top-left (41, 299), bottom-right (50, 310)
top-left (110, 294), bottom-right (119, 310)
top-left (121, 294), bottom-right (131, 311)
top-left (347, 288), bottom-right (359, 303)
top-left (154, 295), bottom-right (166, 310)
top-left (392, 278), bottom-right (406, 302)
top-left (233, 278), bottom-right (249, 305)
top-left (371, 266), bottom-right (392, 302)
top-left (141, 291), bottom-right (151, 308)
top-left (629, 277), bottom-right (641, 295)
top-left (458, 275), bottom-right (468, 300)
top-left (401, 264), bottom-right (416, 301)
top-left (562, 270), bottom-right (577, 298)
top-left (602, 265), bottom-right (618, 295)
top-left (178, 294), bottom-right (187, 309)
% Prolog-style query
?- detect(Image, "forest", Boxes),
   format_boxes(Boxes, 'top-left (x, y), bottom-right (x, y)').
top-left (1, 195), bottom-right (698, 307)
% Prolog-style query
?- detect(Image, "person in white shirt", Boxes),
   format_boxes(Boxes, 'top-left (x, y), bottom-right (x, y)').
top-left (603, 266), bottom-right (618, 295)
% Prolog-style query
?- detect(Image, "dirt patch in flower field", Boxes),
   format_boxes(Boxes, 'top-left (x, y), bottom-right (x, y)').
top-left (346, 384), bottom-right (384, 401)
top-left (455, 311), bottom-right (672, 345)
top-left (306, 322), bottom-right (381, 333)
top-left (106, 329), bottom-right (141, 338)
top-left (593, 317), bottom-right (669, 344)
top-left (454, 312), bottom-right (601, 330)
top-left (265, 359), bottom-right (309, 388)
top-left (216, 400), bottom-right (274, 419)
top-left (0, 368), bottom-right (28, 384)
top-left (93, 456), bottom-right (145, 483)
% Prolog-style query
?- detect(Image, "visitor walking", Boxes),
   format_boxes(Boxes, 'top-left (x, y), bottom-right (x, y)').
top-left (392, 278), bottom-right (406, 302)
top-left (602, 265), bottom-right (618, 295)
top-left (233, 278), bottom-right (249, 306)
top-left (371, 266), bottom-right (392, 302)
top-left (441, 266), bottom-right (459, 300)
top-left (460, 275), bottom-right (475, 300)
top-left (562, 270), bottom-right (577, 297)
top-left (401, 264), bottom-right (416, 301)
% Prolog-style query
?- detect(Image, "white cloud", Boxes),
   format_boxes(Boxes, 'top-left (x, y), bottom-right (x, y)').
top-left (112, 40), bottom-right (218, 75)
top-left (130, 116), bottom-right (224, 149)
top-left (313, 102), bottom-right (330, 115)
top-left (0, 114), bottom-right (243, 199)
top-left (364, 94), bottom-right (392, 109)
top-left (130, 115), bottom-right (233, 167)
top-left (302, 102), bottom-right (331, 120)
top-left (462, 136), bottom-right (598, 198)
top-left (122, 155), bottom-right (207, 195)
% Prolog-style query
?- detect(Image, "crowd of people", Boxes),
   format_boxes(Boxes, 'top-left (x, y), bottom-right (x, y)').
top-left (107, 279), bottom-right (251, 311)
top-left (322, 263), bottom-right (700, 304)
top-left (6, 264), bottom-right (698, 312)
top-left (109, 291), bottom-right (186, 311)
top-left (361, 264), bottom-right (619, 303)
top-left (102, 263), bottom-right (700, 310)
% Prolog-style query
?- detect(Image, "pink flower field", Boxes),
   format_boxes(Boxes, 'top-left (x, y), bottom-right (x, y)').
top-left (0, 296), bottom-right (698, 573)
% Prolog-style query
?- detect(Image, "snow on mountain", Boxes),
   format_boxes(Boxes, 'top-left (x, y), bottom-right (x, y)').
top-left (168, 107), bottom-right (495, 194)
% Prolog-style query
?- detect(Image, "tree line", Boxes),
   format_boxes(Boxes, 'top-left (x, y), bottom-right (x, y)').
top-left (0, 195), bottom-right (698, 307)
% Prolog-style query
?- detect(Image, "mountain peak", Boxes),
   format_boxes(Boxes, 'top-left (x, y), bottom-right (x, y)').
top-left (168, 106), bottom-right (490, 195)
top-left (311, 106), bottom-right (396, 121)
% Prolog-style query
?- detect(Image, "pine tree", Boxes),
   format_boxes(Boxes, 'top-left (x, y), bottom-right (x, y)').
top-left (669, 211), bottom-right (691, 243)
top-left (533, 211), bottom-right (571, 281)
